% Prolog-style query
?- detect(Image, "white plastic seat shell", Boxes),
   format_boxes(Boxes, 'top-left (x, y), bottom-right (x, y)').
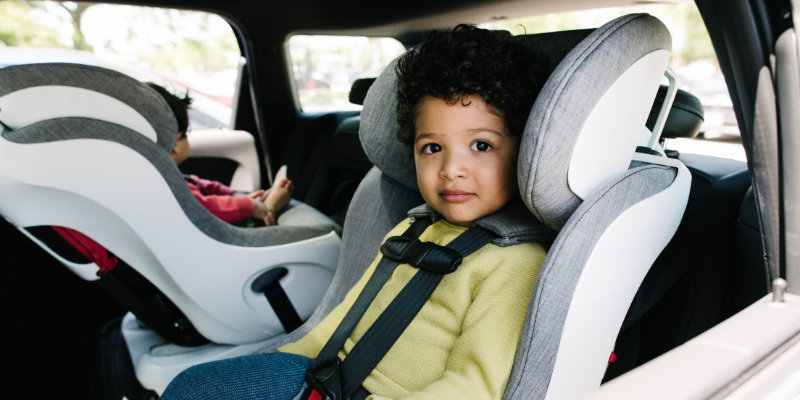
top-left (0, 134), bottom-right (340, 344)
top-left (0, 63), bottom-right (342, 345)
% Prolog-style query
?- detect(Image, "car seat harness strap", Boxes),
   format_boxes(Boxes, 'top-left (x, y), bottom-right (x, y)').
top-left (301, 217), bottom-right (497, 400)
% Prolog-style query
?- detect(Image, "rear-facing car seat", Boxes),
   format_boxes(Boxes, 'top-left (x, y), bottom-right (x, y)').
top-left (237, 14), bottom-right (690, 400)
top-left (0, 64), bottom-right (342, 348)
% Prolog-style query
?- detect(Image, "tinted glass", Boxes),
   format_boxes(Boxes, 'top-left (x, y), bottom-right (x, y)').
top-left (288, 35), bottom-right (405, 112)
top-left (0, 1), bottom-right (241, 130)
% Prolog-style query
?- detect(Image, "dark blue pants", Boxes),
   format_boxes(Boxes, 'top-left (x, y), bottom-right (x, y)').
top-left (160, 352), bottom-right (311, 400)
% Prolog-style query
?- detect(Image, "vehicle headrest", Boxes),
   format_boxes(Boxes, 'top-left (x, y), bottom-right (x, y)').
top-left (359, 28), bottom-right (598, 192)
top-left (645, 85), bottom-right (704, 139)
top-left (0, 63), bottom-right (178, 152)
top-left (519, 13), bottom-right (672, 231)
top-left (349, 78), bottom-right (376, 105)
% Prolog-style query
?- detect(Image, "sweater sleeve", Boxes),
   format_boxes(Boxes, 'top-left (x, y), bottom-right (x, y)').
top-left (186, 174), bottom-right (237, 196)
top-left (187, 182), bottom-right (254, 223)
top-left (367, 243), bottom-right (547, 400)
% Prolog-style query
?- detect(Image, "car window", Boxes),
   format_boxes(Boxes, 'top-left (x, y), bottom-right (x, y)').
top-left (480, 3), bottom-right (746, 162)
top-left (287, 35), bottom-right (406, 112)
top-left (0, 1), bottom-right (241, 130)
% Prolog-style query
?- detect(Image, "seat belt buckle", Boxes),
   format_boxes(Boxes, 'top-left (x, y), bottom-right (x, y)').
top-left (301, 358), bottom-right (342, 400)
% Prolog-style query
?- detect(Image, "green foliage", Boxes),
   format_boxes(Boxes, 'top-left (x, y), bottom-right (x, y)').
top-left (1, 1), bottom-right (241, 76)
top-left (141, 10), bottom-right (240, 73)
top-left (0, 1), bottom-right (65, 48)
top-left (680, 6), bottom-right (716, 62)
top-left (55, 2), bottom-right (93, 51)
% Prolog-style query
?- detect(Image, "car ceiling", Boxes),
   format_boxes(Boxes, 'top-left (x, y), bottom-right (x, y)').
top-left (95, 0), bottom-right (646, 43)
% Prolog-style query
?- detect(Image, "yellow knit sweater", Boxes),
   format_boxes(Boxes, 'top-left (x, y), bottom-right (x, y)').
top-left (279, 218), bottom-right (547, 400)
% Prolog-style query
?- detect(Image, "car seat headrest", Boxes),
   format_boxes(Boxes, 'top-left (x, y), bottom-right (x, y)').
top-left (0, 63), bottom-right (178, 152)
top-left (645, 85), bottom-right (704, 139)
top-left (349, 78), bottom-right (376, 105)
top-left (359, 29), bottom-right (601, 192)
top-left (518, 13), bottom-right (672, 231)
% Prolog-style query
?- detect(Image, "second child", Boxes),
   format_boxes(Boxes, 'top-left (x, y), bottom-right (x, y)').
top-left (148, 83), bottom-right (292, 226)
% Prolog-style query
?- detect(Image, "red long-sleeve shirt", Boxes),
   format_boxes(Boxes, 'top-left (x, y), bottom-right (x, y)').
top-left (184, 174), bottom-right (254, 223)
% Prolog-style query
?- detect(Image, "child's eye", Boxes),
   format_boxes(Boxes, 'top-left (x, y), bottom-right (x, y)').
top-left (471, 141), bottom-right (493, 152)
top-left (422, 143), bottom-right (442, 154)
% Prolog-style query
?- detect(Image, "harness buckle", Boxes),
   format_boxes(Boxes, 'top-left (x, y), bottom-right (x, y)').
top-left (302, 358), bottom-right (342, 400)
top-left (380, 236), bottom-right (463, 274)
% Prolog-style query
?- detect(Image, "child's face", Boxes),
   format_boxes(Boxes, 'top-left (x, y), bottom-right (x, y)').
top-left (170, 132), bottom-right (190, 166)
top-left (413, 95), bottom-right (520, 228)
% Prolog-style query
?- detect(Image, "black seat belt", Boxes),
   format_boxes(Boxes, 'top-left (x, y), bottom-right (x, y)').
top-left (301, 217), bottom-right (497, 400)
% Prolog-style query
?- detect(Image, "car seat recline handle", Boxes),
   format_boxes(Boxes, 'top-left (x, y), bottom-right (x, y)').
top-left (251, 267), bottom-right (303, 333)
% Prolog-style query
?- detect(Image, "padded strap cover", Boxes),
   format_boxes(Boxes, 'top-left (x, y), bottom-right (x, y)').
top-left (406, 202), bottom-right (557, 246)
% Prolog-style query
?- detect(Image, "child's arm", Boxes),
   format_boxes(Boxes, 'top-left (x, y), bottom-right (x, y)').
top-left (367, 243), bottom-right (547, 400)
top-left (186, 174), bottom-right (237, 196)
top-left (188, 183), bottom-right (254, 223)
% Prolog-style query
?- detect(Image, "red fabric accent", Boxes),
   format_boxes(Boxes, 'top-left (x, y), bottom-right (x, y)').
top-left (185, 174), bottom-right (237, 196)
top-left (308, 389), bottom-right (322, 400)
top-left (51, 226), bottom-right (118, 275)
top-left (608, 352), bottom-right (616, 364)
top-left (187, 182), bottom-right (254, 223)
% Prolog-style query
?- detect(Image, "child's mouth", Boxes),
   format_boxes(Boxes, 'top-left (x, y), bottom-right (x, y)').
top-left (440, 190), bottom-right (475, 203)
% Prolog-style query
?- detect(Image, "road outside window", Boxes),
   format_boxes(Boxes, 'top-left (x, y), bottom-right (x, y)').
top-left (480, 3), bottom-right (745, 162)
top-left (288, 35), bottom-right (406, 113)
top-left (0, 1), bottom-right (241, 130)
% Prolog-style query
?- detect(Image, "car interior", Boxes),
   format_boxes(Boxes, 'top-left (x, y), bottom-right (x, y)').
top-left (0, 0), bottom-right (795, 399)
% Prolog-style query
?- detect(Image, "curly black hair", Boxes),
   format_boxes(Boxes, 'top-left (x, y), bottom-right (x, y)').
top-left (147, 82), bottom-right (193, 138)
top-left (395, 24), bottom-right (548, 147)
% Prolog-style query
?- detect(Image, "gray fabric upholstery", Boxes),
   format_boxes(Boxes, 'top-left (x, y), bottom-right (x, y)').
top-left (359, 58), bottom-right (418, 191)
top-left (0, 63), bottom-right (177, 152)
top-left (3, 118), bottom-right (338, 247)
top-left (503, 163), bottom-right (676, 400)
top-left (407, 202), bottom-right (557, 246)
top-left (256, 167), bottom-right (424, 354)
top-left (518, 14), bottom-right (672, 231)
top-left (358, 29), bottom-right (597, 193)
top-left (518, 29), bottom-right (595, 74)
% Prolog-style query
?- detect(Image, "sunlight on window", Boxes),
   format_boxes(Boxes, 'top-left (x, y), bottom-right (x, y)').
top-left (288, 35), bottom-right (406, 112)
top-left (0, 1), bottom-right (240, 129)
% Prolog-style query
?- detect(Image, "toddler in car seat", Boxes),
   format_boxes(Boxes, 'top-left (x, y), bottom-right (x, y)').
top-left (149, 83), bottom-right (293, 226)
top-left (161, 24), bottom-right (550, 400)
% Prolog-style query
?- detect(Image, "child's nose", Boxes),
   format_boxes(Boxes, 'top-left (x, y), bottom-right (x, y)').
top-left (440, 152), bottom-right (468, 180)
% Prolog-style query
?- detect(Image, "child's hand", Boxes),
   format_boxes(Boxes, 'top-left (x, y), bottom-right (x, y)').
top-left (251, 198), bottom-right (277, 226)
top-left (248, 189), bottom-right (266, 200)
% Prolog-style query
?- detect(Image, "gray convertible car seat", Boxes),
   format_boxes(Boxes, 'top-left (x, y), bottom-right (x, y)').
top-left (241, 14), bottom-right (691, 400)
top-left (0, 64), bottom-right (342, 348)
